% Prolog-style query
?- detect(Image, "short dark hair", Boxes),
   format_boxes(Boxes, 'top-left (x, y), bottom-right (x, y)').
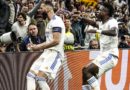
top-left (28, 23), bottom-right (37, 30)
top-left (17, 12), bottom-right (27, 20)
top-left (44, 1), bottom-right (54, 7)
top-left (103, 2), bottom-right (114, 17)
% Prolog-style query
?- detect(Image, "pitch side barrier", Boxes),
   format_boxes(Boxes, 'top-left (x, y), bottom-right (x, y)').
top-left (0, 50), bottom-right (130, 90)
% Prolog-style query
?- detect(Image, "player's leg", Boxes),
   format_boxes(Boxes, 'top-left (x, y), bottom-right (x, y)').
top-left (82, 85), bottom-right (91, 90)
top-left (26, 53), bottom-right (45, 90)
top-left (36, 50), bottom-right (62, 90)
top-left (82, 63), bottom-right (100, 90)
top-left (26, 71), bottom-right (37, 90)
top-left (83, 53), bottom-right (118, 90)
top-left (36, 71), bottom-right (50, 90)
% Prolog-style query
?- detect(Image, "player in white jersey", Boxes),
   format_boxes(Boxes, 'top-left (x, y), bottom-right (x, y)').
top-left (82, 2), bottom-right (119, 90)
top-left (26, 1), bottom-right (65, 90)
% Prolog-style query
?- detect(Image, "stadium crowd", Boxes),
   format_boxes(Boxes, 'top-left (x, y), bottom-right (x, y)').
top-left (0, 0), bottom-right (130, 52)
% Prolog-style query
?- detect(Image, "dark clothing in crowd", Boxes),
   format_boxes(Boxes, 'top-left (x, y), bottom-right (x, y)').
top-left (118, 35), bottom-right (130, 48)
top-left (71, 20), bottom-right (85, 46)
top-left (20, 36), bottom-right (44, 51)
top-left (0, 0), bottom-right (10, 35)
top-left (118, 42), bottom-right (130, 48)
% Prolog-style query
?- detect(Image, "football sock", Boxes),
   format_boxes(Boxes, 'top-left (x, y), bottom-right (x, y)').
top-left (82, 85), bottom-right (91, 90)
top-left (87, 76), bottom-right (100, 90)
top-left (26, 72), bottom-right (36, 90)
top-left (36, 76), bottom-right (50, 90)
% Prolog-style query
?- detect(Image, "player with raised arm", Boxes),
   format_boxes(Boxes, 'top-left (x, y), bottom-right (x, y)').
top-left (82, 2), bottom-right (119, 90)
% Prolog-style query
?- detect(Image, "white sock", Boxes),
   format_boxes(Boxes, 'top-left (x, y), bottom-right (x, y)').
top-left (87, 76), bottom-right (100, 90)
top-left (82, 85), bottom-right (91, 90)
top-left (36, 76), bottom-right (50, 90)
top-left (26, 72), bottom-right (36, 90)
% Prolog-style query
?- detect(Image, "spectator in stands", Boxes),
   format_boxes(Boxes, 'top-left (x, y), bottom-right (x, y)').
top-left (71, 11), bottom-right (85, 46)
top-left (28, 1), bottom-right (34, 12)
top-left (118, 22), bottom-right (129, 37)
top-left (34, 3), bottom-right (48, 41)
top-left (88, 39), bottom-right (100, 49)
top-left (21, 4), bottom-right (29, 14)
top-left (64, 19), bottom-right (74, 51)
top-left (125, 35), bottom-right (130, 46)
top-left (11, 12), bottom-right (29, 39)
top-left (8, 0), bottom-right (16, 32)
top-left (20, 23), bottom-right (45, 51)
top-left (0, 44), bottom-right (6, 52)
top-left (127, 17), bottom-right (130, 35)
top-left (0, 0), bottom-right (11, 35)
top-left (118, 35), bottom-right (130, 48)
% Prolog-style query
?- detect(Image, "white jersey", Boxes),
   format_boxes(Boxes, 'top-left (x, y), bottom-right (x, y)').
top-left (45, 15), bottom-right (65, 57)
top-left (99, 18), bottom-right (118, 56)
top-left (12, 16), bottom-right (31, 38)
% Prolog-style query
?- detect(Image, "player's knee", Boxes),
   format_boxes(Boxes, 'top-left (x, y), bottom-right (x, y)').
top-left (82, 66), bottom-right (93, 85)
top-left (82, 63), bottom-right (99, 78)
top-left (89, 63), bottom-right (99, 76)
top-left (36, 71), bottom-right (47, 82)
top-left (36, 75), bottom-right (47, 82)
top-left (82, 66), bottom-right (91, 79)
top-left (37, 71), bottom-right (48, 79)
top-left (26, 71), bottom-right (36, 80)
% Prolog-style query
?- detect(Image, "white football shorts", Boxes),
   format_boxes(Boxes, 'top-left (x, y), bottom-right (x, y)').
top-left (92, 51), bottom-right (118, 78)
top-left (30, 49), bottom-right (62, 79)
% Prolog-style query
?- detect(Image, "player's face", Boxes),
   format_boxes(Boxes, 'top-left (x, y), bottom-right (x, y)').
top-left (40, 4), bottom-right (49, 14)
top-left (40, 4), bottom-right (46, 12)
top-left (40, 4), bottom-right (48, 19)
top-left (98, 6), bottom-right (109, 20)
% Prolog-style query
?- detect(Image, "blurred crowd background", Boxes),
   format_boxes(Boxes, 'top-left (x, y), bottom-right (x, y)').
top-left (0, 0), bottom-right (130, 52)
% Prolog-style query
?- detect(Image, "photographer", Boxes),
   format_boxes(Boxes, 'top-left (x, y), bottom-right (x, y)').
top-left (0, 31), bottom-right (20, 52)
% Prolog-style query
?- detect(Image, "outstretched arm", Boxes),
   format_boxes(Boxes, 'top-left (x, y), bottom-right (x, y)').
top-left (82, 18), bottom-right (99, 28)
top-left (27, 0), bottom-right (42, 18)
top-left (29, 27), bottom-right (62, 51)
top-left (99, 27), bottom-right (117, 36)
top-left (87, 27), bottom-right (117, 36)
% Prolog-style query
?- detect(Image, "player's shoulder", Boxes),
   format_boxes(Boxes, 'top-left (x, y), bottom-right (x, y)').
top-left (52, 15), bottom-right (62, 21)
top-left (109, 18), bottom-right (118, 23)
top-left (108, 18), bottom-right (118, 25)
top-left (51, 15), bottom-right (64, 26)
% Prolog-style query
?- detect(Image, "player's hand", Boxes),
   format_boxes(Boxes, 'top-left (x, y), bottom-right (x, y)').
top-left (30, 44), bottom-right (41, 51)
top-left (27, 43), bottom-right (33, 51)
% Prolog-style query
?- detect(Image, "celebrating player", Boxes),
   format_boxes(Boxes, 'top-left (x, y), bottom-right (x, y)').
top-left (26, 1), bottom-right (65, 90)
top-left (82, 2), bottom-right (119, 90)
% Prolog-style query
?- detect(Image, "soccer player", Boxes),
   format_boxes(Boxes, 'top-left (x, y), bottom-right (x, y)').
top-left (82, 2), bottom-right (119, 90)
top-left (26, 1), bottom-right (65, 90)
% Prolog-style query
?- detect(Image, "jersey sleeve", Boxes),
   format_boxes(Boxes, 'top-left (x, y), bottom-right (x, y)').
top-left (51, 16), bottom-right (64, 28)
top-left (109, 19), bottom-right (118, 30)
